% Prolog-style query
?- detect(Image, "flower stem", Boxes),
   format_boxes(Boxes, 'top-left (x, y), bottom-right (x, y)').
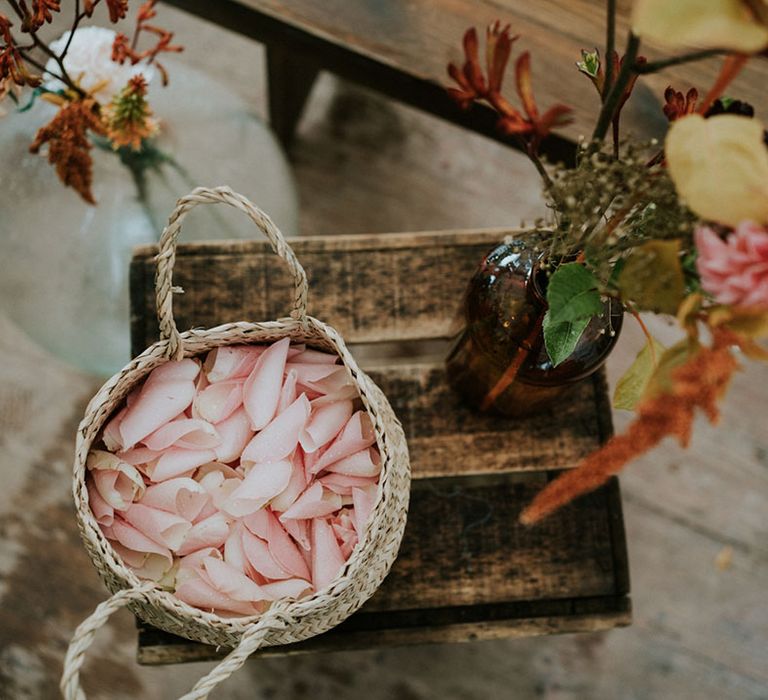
top-left (602, 0), bottom-right (616, 101)
top-left (592, 32), bottom-right (640, 142)
top-left (636, 48), bottom-right (726, 74)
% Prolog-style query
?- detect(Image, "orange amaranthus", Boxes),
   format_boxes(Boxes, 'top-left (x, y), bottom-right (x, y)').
top-left (29, 98), bottom-right (106, 204)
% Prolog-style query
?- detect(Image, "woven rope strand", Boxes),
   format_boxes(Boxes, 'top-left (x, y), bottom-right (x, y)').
top-left (61, 583), bottom-right (155, 700)
top-left (155, 186), bottom-right (310, 361)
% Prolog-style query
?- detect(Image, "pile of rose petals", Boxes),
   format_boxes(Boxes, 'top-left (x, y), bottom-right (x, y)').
top-left (86, 339), bottom-right (381, 617)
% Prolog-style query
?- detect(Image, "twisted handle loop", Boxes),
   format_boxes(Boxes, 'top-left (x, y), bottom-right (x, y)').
top-left (61, 585), bottom-right (293, 700)
top-left (61, 583), bottom-right (155, 700)
top-left (156, 186), bottom-right (309, 360)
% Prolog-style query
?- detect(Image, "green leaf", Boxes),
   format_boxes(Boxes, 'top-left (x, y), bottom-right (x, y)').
top-left (617, 240), bottom-right (685, 314)
top-left (644, 338), bottom-right (699, 398)
top-left (613, 335), bottom-right (665, 410)
top-left (546, 263), bottom-right (603, 325)
top-left (543, 312), bottom-right (591, 367)
top-left (576, 48), bottom-right (600, 78)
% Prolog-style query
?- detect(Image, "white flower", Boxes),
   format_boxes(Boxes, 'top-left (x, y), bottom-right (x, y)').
top-left (44, 26), bottom-right (155, 103)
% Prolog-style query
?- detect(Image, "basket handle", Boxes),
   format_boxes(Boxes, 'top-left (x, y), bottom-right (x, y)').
top-left (155, 186), bottom-right (309, 361)
top-left (61, 585), bottom-right (293, 700)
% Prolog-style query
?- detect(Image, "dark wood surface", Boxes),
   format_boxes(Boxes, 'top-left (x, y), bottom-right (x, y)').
top-left (130, 230), bottom-right (631, 664)
top-left (161, 0), bottom-right (768, 161)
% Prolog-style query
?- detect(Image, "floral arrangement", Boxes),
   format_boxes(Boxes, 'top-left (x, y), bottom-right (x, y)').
top-left (87, 339), bottom-right (381, 612)
top-left (0, 0), bottom-right (181, 203)
top-left (446, 0), bottom-right (768, 523)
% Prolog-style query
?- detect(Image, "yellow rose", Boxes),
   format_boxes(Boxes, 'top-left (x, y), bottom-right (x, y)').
top-left (665, 114), bottom-right (768, 227)
top-left (632, 0), bottom-right (768, 52)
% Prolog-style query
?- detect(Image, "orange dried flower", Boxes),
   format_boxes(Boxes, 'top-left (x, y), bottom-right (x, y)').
top-left (30, 0), bottom-right (61, 28)
top-left (29, 99), bottom-right (106, 204)
top-left (1, 13), bottom-right (41, 87)
top-left (663, 86), bottom-right (699, 121)
top-left (105, 0), bottom-right (129, 23)
top-left (519, 328), bottom-right (741, 525)
top-left (104, 74), bottom-right (157, 150)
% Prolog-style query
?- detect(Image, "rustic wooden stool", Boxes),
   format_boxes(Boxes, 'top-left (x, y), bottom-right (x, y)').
top-left (129, 228), bottom-right (631, 664)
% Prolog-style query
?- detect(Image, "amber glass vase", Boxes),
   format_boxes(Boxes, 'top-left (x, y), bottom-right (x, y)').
top-left (446, 239), bottom-right (624, 416)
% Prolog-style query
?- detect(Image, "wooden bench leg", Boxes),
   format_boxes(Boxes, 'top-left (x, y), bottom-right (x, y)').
top-left (267, 45), bottom-right (320, 149)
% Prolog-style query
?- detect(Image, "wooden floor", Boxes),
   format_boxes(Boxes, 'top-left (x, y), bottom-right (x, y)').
top-left (0, 7), bottom-right (766, 699)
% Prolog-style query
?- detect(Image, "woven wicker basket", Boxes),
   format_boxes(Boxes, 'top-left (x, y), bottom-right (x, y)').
top-left (62, 187), bottom-right (411, 700)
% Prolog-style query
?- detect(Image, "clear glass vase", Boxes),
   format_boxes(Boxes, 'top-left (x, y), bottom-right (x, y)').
top-left (0, 61), bottom-right (298, 376)
top-left (446, 238), bottom-right (624, 416)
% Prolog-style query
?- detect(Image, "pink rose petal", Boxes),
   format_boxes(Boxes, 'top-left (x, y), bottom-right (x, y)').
top-left (116, 447), bottom-right (160, 466)
top-left (123, 502), bottom-right (191, 551)
top-left (241, 528), bottom-right (291, 580)
top-left (241, 395), bottom-right (311, 468)
top-left (175, 573), bottom-right (259, 616)
top-left (119, 359), bottom-right (199, 448)
top-left (204, 345), bottom-right (265, 383)
top-left (223, 460), bottom-right (293, 517)
top-left (87, 451), bottom-right (145, 510)
top-left (270, 451), bottom-right (308, 513)
top-left (145, 448), bottom-right (216, 482)
top-left (352, 485), bottom-right (379, 535)
top-left (311, 518), bottom-right (345, 591)
top-left (266, 510), bottom-right (311, 580)
top-left (243, 337), bottom-right (291, 430)
top-left (320, 472), bottom-right (379, 496)
top-left (223, 523), bottom-right (249, 573)
top-left (177, 512), bottom-right (231, 556)
top-left (281, 517), bottom-right (311, 551)
top-left (193, 380), bottom-right (243, 424)
top-left (277, 369), bottom-right (298, 414)
top-left (213, 408), bottom-right (254, 463)
top-left (102, 406), bottom-right (127, 452)
top-left (202, 557), bottom-right (272, 602)
top-left (312, 412), bottom-right (376, 473)
top-left (280, 482), bottom-right (342, 520)
top-left (141, 478), bottom-right (209, 522)
top-left (87, 477), bottom-right (114, 526)
top-left (290, 349), bottom-right (340, 365)
top-left (242, 508), bottom-right (270, 539)
top-left (260, 578), bottom-right (312, 600)
top-left (324, 447), bottom-right (381, 477)
top-left (300, 399), bottom-right (353, 453)
top-left (110, 517), bottom-right (172, 564)
top-left (144, 419), bottom-right (221, 451)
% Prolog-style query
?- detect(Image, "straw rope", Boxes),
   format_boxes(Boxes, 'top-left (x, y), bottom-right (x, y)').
top-left (63, 187), bottom-right (411, 698)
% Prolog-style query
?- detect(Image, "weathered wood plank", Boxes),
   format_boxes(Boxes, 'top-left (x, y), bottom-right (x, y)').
top-left (136, 472), bottom-right (629, 664)
top-left (130, 229), bottom-right (515, 348)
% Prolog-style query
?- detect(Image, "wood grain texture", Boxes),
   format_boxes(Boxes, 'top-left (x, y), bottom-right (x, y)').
top-left (162, 0), bottom-right (768, 155)
top-left (131, 230), bottom-right (630, 664)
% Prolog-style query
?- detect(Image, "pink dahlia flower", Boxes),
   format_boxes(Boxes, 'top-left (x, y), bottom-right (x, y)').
top-left (695, 222), bottom-right (768, 307)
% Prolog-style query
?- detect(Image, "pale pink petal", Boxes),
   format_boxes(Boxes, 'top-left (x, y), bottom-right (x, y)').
top-left (260, 578), bottom-right (313, 600)
top-left (116, 447), bottom-right (160, 466)
top-left (196, 462), bottom-right (241, 480)
top-left (312, 412), bottom-right (376, 473)
top-left (320, 472), bottom-right (379, 496)
top-left (194, 380), bottom-right (243, 424)
top-left (242, 528), bottom-right (291, 579)
top-left (213, 408), bottom-right (254, 463)
top-left (123, 502), bottom-right (191, 550)
top-left (204, 345), bottom-right (265, 383)
top-left (110, 517), bottom-right (172, 562)
top-left (141, 478), bottom-right (209, 521)
top-left (119, 359), bottom-right (199, 448)
top-left (242, 507), bottom-right (270, 539)
top-left (178, 547), bottom-right (222, 572)
top-left (312, 518), bottom-right (346, 591)
top-left (280, 482), bottom-right (342, 520)
top-left (243, 337), bottom-right (291, 430)
top-left (222, 460), bottom-right (293, 517)
top-left (144, 448), bottom-right (216, 482)
top-left (277, 369), bottom-right (298, 414)
top-left (175, 574), bottom-right (259, 616)
top-left (177, 512), bottom-right (231, 556)
top-left (308, 385), bottom-right (359, 406)
top-left (144, 419), bottom-right (221, 451)
top-left (196, 470), bottom-right (242, 511)
top-left (331, 510), bottom-right (359, 559)
top-left (266, 510), bottom-right (311, 580)
top-left (102, 406), bottom-right (127, 452)
top-left (87, 477), bottom-right (114, 526)
top-left (352, 485), bottom-right (379, 535)
top-left (241, 395), bottom-right (311, 468)
top-left (202, 557), bottom-right (273, 601)
top-left (324, 447), bottom-right (381, 477)
top-left (270, 452), bottom-right (307, 513)
top-left (281, 517), bottom-right (311, 551)
top-left (299, 399), bottom-right (353, 453)
top-left (291, 349), bottom-right (340, 365)
top-left (223, 523), bottom-right (249, 573)
top-left (298, 367), bottom-right (354, 396)
top-left (112, 541), bottom-right (172, 581)
top-left (87, 451), bottom-right (145, 510)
